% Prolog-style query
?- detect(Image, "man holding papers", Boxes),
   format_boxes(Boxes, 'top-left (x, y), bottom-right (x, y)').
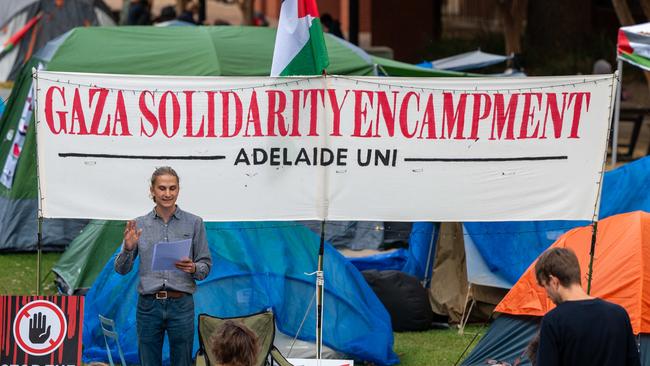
top-left (114, 166), bottom-right (212, 366)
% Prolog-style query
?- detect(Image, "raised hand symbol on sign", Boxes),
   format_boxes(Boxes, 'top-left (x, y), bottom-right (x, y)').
top-left (29, 312), bottom-right (51, 344)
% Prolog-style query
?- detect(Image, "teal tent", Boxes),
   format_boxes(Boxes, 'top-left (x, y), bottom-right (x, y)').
top-left (82, 222), bottom-right (400, 365)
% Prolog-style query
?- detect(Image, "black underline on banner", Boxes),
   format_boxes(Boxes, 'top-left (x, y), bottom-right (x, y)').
top-left (404, 155), bottom-right (568, 162)
top-left (58, 153), bottom-right (226, 160)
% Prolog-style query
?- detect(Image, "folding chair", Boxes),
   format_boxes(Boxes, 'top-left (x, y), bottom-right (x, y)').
top-left (195, 310), bottom-right (293, 366)
top-left (98, 314), bottom-right (127, 366)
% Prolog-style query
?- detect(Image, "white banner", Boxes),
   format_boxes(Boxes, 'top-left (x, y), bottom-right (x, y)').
top-left (35, 71), bottom-right (615, 221)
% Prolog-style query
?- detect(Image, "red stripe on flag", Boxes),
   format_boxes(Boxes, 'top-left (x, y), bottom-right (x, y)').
top-left (3, 13), bottom-right (42, 47)
top-left (297, 0), bottom-right (320, 18)
top-left (618, 29), bottom-right (633, 55)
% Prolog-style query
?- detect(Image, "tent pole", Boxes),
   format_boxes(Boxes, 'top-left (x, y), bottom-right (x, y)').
top-left (612, 59), bottom-right (623, 167)
top-left (33, 67), bottom-right (42, 296)
top-left (316, 69), bottom-right (328, 363)
top-left (316, 220), bottom-right (325, 361)
top-left (422, 223), bottom-right (437, 288)
top-left (586, 221), bottom-right (598, 294)
top-left (36, 216), bottom-right (42, 295)
top-left (458, 284), bottom-right (473, 335)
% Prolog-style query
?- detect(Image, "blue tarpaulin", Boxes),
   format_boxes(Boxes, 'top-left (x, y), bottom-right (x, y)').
top-left (82, 222), bottom-right (399, 366)
top-left (348, 223), bottom-right (438, 283)
top-left (464, 156), bottom-right (650, 285)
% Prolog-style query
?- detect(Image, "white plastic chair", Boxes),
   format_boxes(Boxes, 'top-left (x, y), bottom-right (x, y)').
top-left (98, 314), bottom-right (127, 366)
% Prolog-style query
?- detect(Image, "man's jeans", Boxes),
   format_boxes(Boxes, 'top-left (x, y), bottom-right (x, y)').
top-left (137, 294), bottom-right (194, 366)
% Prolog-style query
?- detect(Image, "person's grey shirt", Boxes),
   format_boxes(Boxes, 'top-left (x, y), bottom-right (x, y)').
top-left (114, 206), bottom-right (212, 295)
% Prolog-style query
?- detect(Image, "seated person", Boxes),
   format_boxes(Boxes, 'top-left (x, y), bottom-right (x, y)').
top-left (525, 332), bottom-right (539, 366)
top-left (210, 320), bottom-right (259, 366)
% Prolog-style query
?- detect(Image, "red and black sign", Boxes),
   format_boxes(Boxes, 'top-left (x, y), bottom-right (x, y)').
top-left (0, 296), bottom-right (83, 366)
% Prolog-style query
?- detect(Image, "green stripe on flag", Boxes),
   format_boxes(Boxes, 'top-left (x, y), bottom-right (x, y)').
top-left (1, 43), bottom-right (14, 55)
top-left (620, 52), bottom-right (650, 71)
top-left (280, 19), bottom-right (329, 76)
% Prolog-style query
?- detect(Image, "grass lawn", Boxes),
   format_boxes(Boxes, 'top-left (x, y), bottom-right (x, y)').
top-left (0, 252), bottom-right (61, 295)
top-left (394, 325), bottom-right (486, 365)
top-left (0, 252), bottom-right (486, 365)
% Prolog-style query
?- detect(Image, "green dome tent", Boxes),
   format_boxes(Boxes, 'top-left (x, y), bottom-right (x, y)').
top-left (53, 220), bottom-right (122, 293)
top-left (0, 25), bottom-right (468, 251)
top-left (43, 26), bottom-right (469, 77)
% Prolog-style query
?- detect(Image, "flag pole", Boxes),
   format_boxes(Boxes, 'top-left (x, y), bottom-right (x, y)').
top-left (271, 1), bottom-right (331, 356)
top-left (33, 66), bottom-right (43, 296)
top-left (37, 216), bottom-right (43, 295)
top-left (316, 220), bottom-right (325, 360)
top-left (315, 68), bottom-right (329, 361)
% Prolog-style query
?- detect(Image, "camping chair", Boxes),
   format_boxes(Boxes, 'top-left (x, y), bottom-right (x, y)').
top-left (98, 314), bottom-right (127, 366)
top-left (195, 310), bottom-right (293, 366)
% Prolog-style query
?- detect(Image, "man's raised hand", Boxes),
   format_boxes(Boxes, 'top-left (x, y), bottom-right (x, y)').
top-left (123, 220), bottom-right (142, 250)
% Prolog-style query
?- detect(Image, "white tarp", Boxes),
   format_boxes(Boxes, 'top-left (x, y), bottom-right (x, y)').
top-left (431, 50), bottom-right (510, 71)
top-left (35, 71), bottom-right (615, 221)
top-left (462, 225), bottom-right (512, 289)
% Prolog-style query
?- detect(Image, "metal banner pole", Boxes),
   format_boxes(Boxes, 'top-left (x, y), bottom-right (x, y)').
top-left (612, 59), bottom-right (623, 166)
top-left (316, 221), bottom-right (325, 360)
top-left (37, 216), bottom-right (42, 295)
top-left (34, 67), bottom-right (43, 296)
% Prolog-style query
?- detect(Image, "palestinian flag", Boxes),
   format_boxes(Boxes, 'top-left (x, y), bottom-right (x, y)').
top-left (271, 0), bottom-right (330, 76)
top-left (0, 13), bottom-right (42, 56)
top-left (618, 22), bottom-right (650, 71)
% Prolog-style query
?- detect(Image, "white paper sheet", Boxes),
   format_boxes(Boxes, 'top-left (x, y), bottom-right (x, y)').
top-left (151, 239), bottom-right (191, 271)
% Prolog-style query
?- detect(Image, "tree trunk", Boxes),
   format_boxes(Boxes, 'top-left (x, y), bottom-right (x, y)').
top-left (239, 0), bottom-right (255, 25)
top-left (198, 0), bottom-right (206, 24)
top-left (432, 0), bottom-right (442, 41)
top-left (176, 0), bottom-right (185, 17)
top-left (527, 0), bottom-right (591, 51)
top-left (639, 0), bottom-right (650, 21)
top-left (612, 0), bottom-right (635, 25)
top-left (498, 0), bottom-right (527, 57)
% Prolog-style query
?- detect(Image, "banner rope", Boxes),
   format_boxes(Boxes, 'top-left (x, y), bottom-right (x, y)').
top-left (335, 74), bottom-right (615, 93)
top-left (33, 72), bottom-right (322, 94)
top-left (32, 72), bottom-right (615, 95)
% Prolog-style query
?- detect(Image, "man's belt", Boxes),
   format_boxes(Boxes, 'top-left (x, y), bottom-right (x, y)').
top-left (145, 290), bottom-right (188, 299)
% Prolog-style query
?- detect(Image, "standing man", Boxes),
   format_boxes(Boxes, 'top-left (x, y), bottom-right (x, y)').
top-left (115, 166), bottom-right (212, 366)
top-left (535, 247), bottom-right (639, 366)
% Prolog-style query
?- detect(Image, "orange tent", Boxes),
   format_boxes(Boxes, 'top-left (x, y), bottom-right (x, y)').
top-left (462, 211), bottom-right (650, 365)
top-left (496, 211), bottom-right (650, 335)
